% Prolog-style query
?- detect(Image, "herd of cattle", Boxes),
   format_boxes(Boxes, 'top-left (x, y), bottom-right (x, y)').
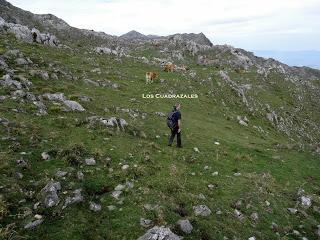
top-left (145, 63), bottom-right (188, 84)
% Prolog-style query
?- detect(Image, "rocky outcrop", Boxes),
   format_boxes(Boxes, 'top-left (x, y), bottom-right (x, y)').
top-left (0, 17), bottom-right (59, 46)
top-left (87, 116), bottom-right (128, 131)
top-left (43, 92), bottom-right (85, 111)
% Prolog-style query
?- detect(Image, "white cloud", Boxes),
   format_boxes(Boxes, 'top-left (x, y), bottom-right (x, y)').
top-left (8, 0), bottom-right (320, 50)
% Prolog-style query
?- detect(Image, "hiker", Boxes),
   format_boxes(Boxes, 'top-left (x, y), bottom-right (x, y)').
top-left (167, 103), bottom-right (182, 148)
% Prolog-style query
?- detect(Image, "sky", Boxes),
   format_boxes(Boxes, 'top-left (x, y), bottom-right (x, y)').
top-left (8, 0), bottom-right (320, 51)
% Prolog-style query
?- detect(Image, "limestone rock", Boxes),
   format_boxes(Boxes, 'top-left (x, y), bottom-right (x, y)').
top-left (89, 202), bottom-right (101, 212)
top-left (176, 219), bottom-right (193, 234)
top-left (137, 226), bottom-right (181, 240)
top-left (193, 205), bottom-right (212, 216)
top-left (63, 100), bottom-right (85, 111)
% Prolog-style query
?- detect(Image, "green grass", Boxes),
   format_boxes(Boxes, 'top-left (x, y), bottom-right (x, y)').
top-left (0, 34), bottom-right (319, 240)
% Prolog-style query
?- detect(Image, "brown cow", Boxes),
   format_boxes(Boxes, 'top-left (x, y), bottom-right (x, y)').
top-left (145, 72), bottom-right (158, 84)
top-left (163, 63), bottom-right (175, 72)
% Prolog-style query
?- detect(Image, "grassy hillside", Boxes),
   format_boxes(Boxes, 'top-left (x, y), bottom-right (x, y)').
top-left (0, 34), bottom-right (320, 240)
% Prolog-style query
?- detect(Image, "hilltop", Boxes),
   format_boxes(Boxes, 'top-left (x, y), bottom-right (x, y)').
top-left (0, 0), bottom-right (320, 239)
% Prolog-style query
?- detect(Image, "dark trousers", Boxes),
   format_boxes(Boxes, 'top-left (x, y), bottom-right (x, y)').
top-left (168, 127), bottom-right (182, 147)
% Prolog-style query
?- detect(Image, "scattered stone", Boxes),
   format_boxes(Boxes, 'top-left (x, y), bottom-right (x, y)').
top-left (112, 190), bottom-right (122, 199)
top-left (30, 70), bottom-right (49, 80)
top-left (216, 210), bottom-right (222, 215)
top-left (208, 184), bottom-right (217, 190)
top-left (24, 219), bottom-right (44, 229)
top-left (155, 112), bottom-right (166, 117)
top-left (107, 205), bottom-right (117, 211)
top-left (77, 171), bottom-right (84, 180)
top-left (79, 96), bottom-right (92, 102)
top-left (89, 202), bottom-right (101, 212)
top-left (15, 57), bottom-right (29, 65)
top-left (237, 116), bottom-right (248, 126)
top-left (193, 147), bottom-right (200, 153)
top-left (41, 152), bottom-right (50, 161)
top-left (85, 157), bottom-right (96, 166)
top-left (292, 230), bottom-right (300, 236)
top-left (15, 172), bottom-right (23, 179)
top-left (63, 189), bottom-right (83, 208)
top-left (137, 226), bottom-right (180, 240)
top-left (193, 205), bottom-right (212, 217)
top-left (114, 184), bottom-right (126, 191)
top-left (63, 100), bottom-right (85, 111)
top-left (234, 209), bottom-right (245, 220)
top-left (301, 196), bottom-right (312, 209)
top-left (265, 200), bottom-right (271, 206)
top-left (248, 237), bottom-right (256, 240)
top-left (212, 171), bottom-right (219, 176)
top-left (287, 208), bottom-right (298, 214)
top-left (34, 214), bottom-right (42, 220)
top-left (42, 181), bottom-right (61, 208)
top-left (0, 96), bottom-right (6, 102)
top-left (33, 101), bottom-right (47, 115)
top-left (250, 212), bottom-right (258, 222)
top-left (43, 93), bottom-right (65, 101)
top-left (140, 218), bottom-right (153, 228)
top-left (55, 170), bottom-right (67, 178)
top-left (121, 164), bottom-right (129, 170)
top-left (0, 74), bottom-right (22, 89)
top-left (176, 219), bottom-right (193, 234)
top-left (234, 172), bottom-right (241, 177)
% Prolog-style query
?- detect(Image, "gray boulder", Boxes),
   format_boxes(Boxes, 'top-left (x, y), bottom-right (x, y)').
top-left (176, 219), bottom-right (193, 234)
top-left (89, 202), bottom-right (102, 212)
top-left (85, 157), bottom-right (96, 166)
top-left (301, 196), bottom-right (312, 209)
top-left (63, 100), bottom-right (85, 111)
top-left (193, 205), bottom-right (212, 217)
top-left (33, 101), bottom-right (47, 115)
top-left (137, 226), bottom-right (181, 240)
top-left (42, 181), bottom-right (61, 208)
top-left (55, 170), bottom-right (67, 178)
top-left (63, 189), bottom-right (83, 208)
top-left (0, 74), bottom-right (22, 89)
top-left (43, 92), bottom-right (66, 101)
top-left (15, 57), bottom-right (29, 65)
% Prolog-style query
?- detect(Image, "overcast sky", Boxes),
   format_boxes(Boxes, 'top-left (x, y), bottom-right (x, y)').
top-left (8, 0), bottom-right (320, 51)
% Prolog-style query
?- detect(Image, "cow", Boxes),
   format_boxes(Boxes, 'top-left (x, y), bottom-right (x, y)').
top-left (163, 63), bottom-right (175, 72)
top-left (145, 72), bottom-right (158, 84)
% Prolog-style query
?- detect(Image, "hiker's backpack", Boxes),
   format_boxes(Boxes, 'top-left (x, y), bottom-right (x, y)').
top-left (167, 111), bottom-right (177, 130)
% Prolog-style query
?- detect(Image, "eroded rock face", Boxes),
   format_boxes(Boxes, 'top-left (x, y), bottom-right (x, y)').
top-left (0, 74), bottom-right (22, 89)
top-left (0, 17), bottom-right (59, 46)
top-left (137, 226), bottom-right (181, 240)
